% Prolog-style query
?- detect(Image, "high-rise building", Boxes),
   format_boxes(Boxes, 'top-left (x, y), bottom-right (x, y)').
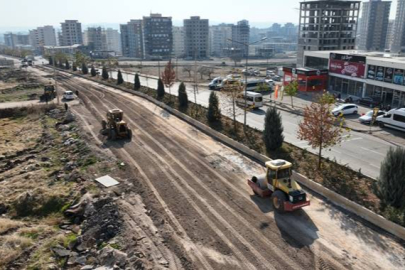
top-left (209, 24), bottom-right (233, 57)
top-left (4, 33), bottom-right (29, 48)
top-left (358, 0), bottom-right (391, 51)
top-left (104, 28), bottom-right (122, 55)
top-left (60, 20), bottom-right (83, 46)
top-left (172, 26), bottom-right (185, 57)
top-left (184, 16), bottom-right (209, 59)
top-left (120, 20), bottom-right (143, 58)
top-left (231, 20), bottom-right (250, 56)
top-left (297, 0), bottom-right (360, 67)
top-left (142, 14), bottom-right (172, 59)
top-left (84, 27), bottom-right (106, 51)
top-left (29, 26), bottom-right (57, 49)
top-left (385, 19), bottom-right (395, 50)
top-left (391, 0), bottom-right (405, 52)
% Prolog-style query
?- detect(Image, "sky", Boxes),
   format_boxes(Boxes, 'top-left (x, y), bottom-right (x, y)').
top-left (0, 0), bottom-right (399, 31)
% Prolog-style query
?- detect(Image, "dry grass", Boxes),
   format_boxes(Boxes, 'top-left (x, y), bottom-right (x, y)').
top-left (0, 218), bottom-right (23, 234)
top-left (0, 234), bottom-right (33, 267)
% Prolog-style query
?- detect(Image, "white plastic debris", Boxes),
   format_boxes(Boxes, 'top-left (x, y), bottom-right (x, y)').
top-left (95, 175), bottom-right (119, 187)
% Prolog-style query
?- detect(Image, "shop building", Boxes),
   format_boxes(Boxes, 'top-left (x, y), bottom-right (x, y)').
top-left (303, 50), bottom-right (405, 107)
top-left (282, 67), bottom-right (329, 92)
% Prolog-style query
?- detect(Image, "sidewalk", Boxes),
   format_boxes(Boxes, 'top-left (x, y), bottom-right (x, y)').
top-left (263, 92), bottom-right (381, 133)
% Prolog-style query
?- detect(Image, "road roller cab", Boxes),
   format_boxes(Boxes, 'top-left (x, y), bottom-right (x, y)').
top-left (248, 159), bottom-right (310, 213)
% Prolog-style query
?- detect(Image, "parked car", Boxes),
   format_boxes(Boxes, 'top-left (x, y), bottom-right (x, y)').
top-left (272, 75), bottom-right (281, 81)
top-left (357, 97), bottom-right (380, 107)
top-left (63, 90), bottom-right (75, 100)
top-left (358, 110), bottom-right (386, 124)
top-left (332, 104), bottom-right (358, 116)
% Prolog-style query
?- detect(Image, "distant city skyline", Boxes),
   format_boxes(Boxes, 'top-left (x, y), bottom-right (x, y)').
top-left (1, 0), bottom-right (398, 32)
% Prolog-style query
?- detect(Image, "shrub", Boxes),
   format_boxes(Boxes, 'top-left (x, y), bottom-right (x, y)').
top-left (178, 82), bottom-right (188, 107)
top-left (207, 91), bottom-right (221, 122)
top-left (263, 106), bottom-right (284, 152)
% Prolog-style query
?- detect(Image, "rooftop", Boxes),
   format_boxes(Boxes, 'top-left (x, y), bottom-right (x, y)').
top-left (304, 50), bottom-right (405, 64)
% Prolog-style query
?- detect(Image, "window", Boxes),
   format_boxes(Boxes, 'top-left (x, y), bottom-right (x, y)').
top-left (267, 169), bottom-right (276, 180)
top-left (393, 114), bottom-right (405, 123)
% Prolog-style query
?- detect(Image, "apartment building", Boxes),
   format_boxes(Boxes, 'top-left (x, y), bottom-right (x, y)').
top-left (172, 26), bottom-right (185, 57)
top-left (60, 20), bottom-right (83, 46)
top-left (184, 16), bottom-right (209, 59)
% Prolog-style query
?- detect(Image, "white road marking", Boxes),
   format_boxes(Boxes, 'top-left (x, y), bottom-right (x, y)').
top-left (343, 137), bottom-right (363, 143)
top-left (369, 163), bottom-right (380, 169)
top-left (360, 147), bottom-right (386, 157)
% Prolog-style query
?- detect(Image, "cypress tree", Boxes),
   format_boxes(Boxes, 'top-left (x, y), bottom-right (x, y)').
top-left (178, 82), bottom-right (188, 107)
top-left (65, 59), bottom-right (70, 70)
top-left (117, 70), bottom-right (124, 85)
top-left (82, 63), bottom-right (88, 74)
top-left (134, 73), bottom-right (141, 90)
top-left (263, 106), bottom-right (284, 152)
top-left (72, 63), bottom-right (77, 72)
top-left (91, 66), bottom-right (96, 77)
top-left (157, 78), bottom-right (165, 99)
top-left (102, 67), bottom-right (109, 80)
top-left (377, 147), bottom-right (405, 208)
top-left (48, 56), bottom-right (53, 66)
top-left (207, 91), bottom-right (221, 122)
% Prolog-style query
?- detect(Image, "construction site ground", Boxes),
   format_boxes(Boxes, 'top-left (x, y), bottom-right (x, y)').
top-left (22, 66), bottom-right (405, 270)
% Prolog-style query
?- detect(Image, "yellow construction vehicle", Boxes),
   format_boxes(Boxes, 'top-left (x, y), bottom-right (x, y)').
top-left (248, 159), bottom-right (310, 213)
top-left (40, 83), bottom-right (56, 102)
top-left (101, 109), bottom-right (132, 140)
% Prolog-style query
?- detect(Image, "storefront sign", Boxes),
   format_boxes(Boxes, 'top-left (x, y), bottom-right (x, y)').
top-left (393, 69), bottom-right (404, 85)
top-left (384, 67), bottom-right (394, 83)
top-left (329, 53), bottom-right (366, 78)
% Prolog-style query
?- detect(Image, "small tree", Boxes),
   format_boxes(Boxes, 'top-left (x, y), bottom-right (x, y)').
top-left (82, 63), bottom-right (88, 75)
top-left (102, 67), bottom-right (109, 80)
top-left (256, 83), bottom-right (270, 93)
top-left (297, 92), bottom-right (345, 169)
top-left (284, 80), bottom-right (298, 108)
top-left (58, 60), bottom-right (64, 69)
top-left (207, 91), bottom-right (221, 122)
top-left (91, 66), bottom-right (96, 77)
top-left (157, 78), bottom-right (165, 99)
top-left (183, 66), bottom-right (192, 77)
top-left (178, 82), bottom-right (188, 108)
top-left (377, 147), bottom-right (405, 209)
top-left (161, 60), bottom-right (176, 98)
top-left (230, 53), bottom-right (242, 67)
top-left (48, 56), bottom-right (53, 66)
top-left (72, 63), bottom-right (77, 72)
top-left (222, 80), bottom-right (243, 130)
top-left (65, 59), bottom-right (70, 70)
top-left (117, 69), bottom-right (124, 85)
top-left (263, 107), bottom-right (284, 152)
top-left (134, 73), bottom-right (141, 90)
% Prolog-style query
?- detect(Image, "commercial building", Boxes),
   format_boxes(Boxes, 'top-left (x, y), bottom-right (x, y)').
top-left (4, 33), bottom-right (30, 48)
top-left (231, 20), bottom-right (250, 57)
top-left (184, 16), bottom-right (209, 59)
top-left (303, 50), bottom-right (405, 108)
top-left (120, 20), bottom-right (143, 58)
top-left (172, 26), bottom-right (185, 57)
top-left (358, 0), bottom-right (391, 51)
top-left (29, 26), bottom-right (57, 50)
top-left (60, 20), bottom-right (83, 46)
top-left (297, 0), bottom-right (361, 67)
top-left (391, 0), bottom-right (405, 52)
top-left (142, 14), bottom-right (173, 59)
top-left (209, 24), bottom-right (233, 57)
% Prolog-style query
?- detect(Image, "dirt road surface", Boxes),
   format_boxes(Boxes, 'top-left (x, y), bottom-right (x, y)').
top-left (32, 67), bottom-right (405, 270)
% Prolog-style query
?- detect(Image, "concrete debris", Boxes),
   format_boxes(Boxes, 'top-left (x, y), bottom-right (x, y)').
top-left (51, 245), bottom-right (71, 258)
top-left (99, 246), bottom-right (127, 268)
top-left (64, 138), bottom-right (78, 146)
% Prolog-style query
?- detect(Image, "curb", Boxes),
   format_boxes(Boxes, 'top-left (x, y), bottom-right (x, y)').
top-left (45, 66), bottom-right (405, 242)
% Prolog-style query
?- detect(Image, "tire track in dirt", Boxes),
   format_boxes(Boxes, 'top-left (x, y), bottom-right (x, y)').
top-left (71, 82), bottom-right (264, 270)
top-left (71, 78), bottom-right (316, 269)
top-left (66, 81), bottom-right (215, 270)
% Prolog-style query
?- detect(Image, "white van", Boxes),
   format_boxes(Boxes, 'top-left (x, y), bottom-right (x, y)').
top-left (236, 91), bottom-right (263, 109)
top-left (377, 108), bottom-right (405, 131)
top-left (63, 90), bottom-right (75, 100)
top-left (208, 77), bottom-right (223, 90)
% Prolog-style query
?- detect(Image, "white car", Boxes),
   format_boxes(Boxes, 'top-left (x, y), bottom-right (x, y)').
top-left (332, 104), bottom-right (358, 116)
top-left (359, 110), bottom-right (385, 124)
top-left (63, 91), bottom-right (75, 100)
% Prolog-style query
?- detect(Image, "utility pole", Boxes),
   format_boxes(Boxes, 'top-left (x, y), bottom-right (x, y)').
top-left (53, 48), bottom-right (60, 105)
top-left (158, 60), bottom-right (161, 78)
top-left (176, 57), bottom-right (178, 81)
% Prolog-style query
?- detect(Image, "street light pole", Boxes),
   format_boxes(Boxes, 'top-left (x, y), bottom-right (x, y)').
top-left (52, 48), bottom-right (60, 105)
top-left (227, 37), bottom-right (267, 130)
